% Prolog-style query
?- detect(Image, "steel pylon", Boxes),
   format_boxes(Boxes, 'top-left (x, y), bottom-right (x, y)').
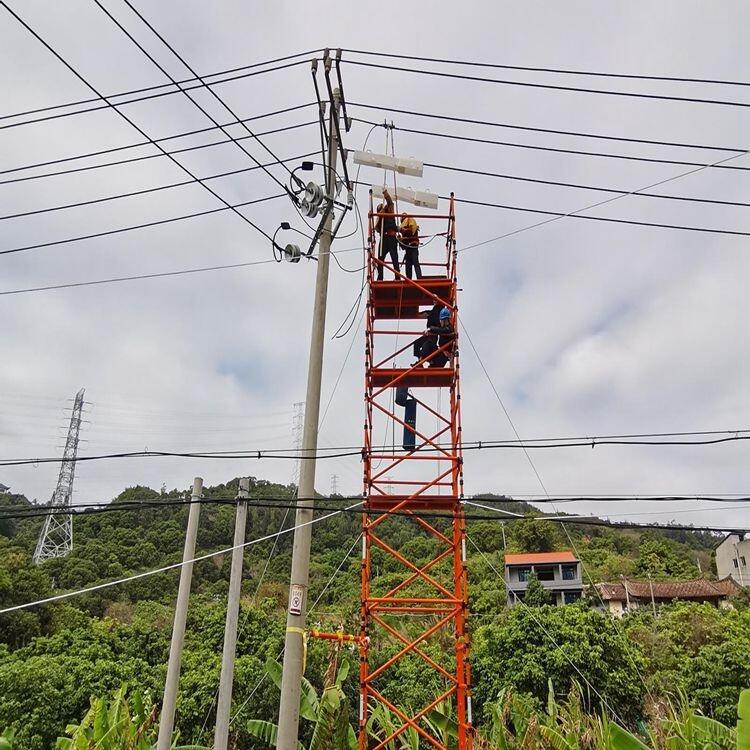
top-left (359, 194), bottom-right (472, 749)
top-left (33, 387), bottom-right (85, 564)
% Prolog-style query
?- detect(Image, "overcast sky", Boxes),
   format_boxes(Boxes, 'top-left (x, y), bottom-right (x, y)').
top-left (1, 1), bottom-right (749, 531)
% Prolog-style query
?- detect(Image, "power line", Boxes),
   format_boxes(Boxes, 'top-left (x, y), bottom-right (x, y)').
top-left (351, 101), bottom-right (747, 154)
top-left (0, 192), bottom-right (285, 258)
top-left (0, 113), bottom-right (316, 186)
top-left (2, 494), bottom-right (750, 524)
top-left (342, 49), bottom-right (750, 88)
top-left (451, 194), bottom-right (750, 237)
top-left (426, 160), bottom-right (750, 209)
top-left (357, 178), bottom-right (750, 239)
top-left (0, 54), bottom-right (318, 131)
top-left (0, 501), bottom-right (364, 615)
top-left (0, 243), bottom-right (364, 297)
top-left (1, 2), bottom-right (274, 241)
top-left (356, 119), bottom-right (750, 173)
top-left (93, 0), bottom-right (291, 193)
top-left (0, 258), bottom-right (275, 296)
top-left (0, 148), bottom-right (314, 223)
top-left (0, 497), bottom-right (742, 537)
top-left (2, 431), bottom-right (750, 466)
top-left (343, 59), bottom-right (750, 109)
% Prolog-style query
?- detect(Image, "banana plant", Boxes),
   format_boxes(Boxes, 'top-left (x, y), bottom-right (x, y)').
top-left (365, 702), bottom-right (419, 750)
top-left (657, 691), bottom-right (734, 750)
top-left (55, 683), bottom-right (206, 750)
top-left (476, 687), bottom-right (541, 750)
top-left (738, 689), bottom-right (750, 750)
top-left (245, 657), bottom-right (357, 750)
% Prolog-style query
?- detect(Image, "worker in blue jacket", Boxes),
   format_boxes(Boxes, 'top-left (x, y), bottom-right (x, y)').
top-left (418, 307), bottom-right (455, 368)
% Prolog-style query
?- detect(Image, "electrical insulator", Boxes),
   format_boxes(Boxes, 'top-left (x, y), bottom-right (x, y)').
top-left (353, 151), bottom-right (423, 177)
top-left (300, 181), bottom-right (325, 217)
top-left (283, 244), bottom-right (302, 263)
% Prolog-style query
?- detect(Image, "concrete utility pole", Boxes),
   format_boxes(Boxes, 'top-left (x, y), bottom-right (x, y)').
top-left (276, 83), bottom-right (342, 750)
top-left (213, 477), bottom-right (250, 750)
top-left (157, 477), bottom-right (202, 750)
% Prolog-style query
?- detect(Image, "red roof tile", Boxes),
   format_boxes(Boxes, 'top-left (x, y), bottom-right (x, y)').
top-left (504, 551), bottom-right (578, 565)
top-left (596, 577), bottom-right (742, 601)
top-left (595, 582), bottom-right (626, 600)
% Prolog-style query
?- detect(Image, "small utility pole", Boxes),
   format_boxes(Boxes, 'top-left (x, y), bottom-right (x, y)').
top-left (214, 478), bottom-right (250, 750)
top-left (157, 477), bottom-right (202, 750)
top-left (276, 81), bottom-right (342, 750)
top-left (648, 573), bottom-right (657, 617)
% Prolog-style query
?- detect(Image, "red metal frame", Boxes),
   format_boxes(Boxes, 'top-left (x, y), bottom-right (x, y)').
top-left (359, 192), bottom-right (472, 749)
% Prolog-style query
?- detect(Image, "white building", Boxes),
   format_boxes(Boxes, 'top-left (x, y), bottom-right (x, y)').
top-left (0, 483), bottom-right (9, 494)
top-left (716, 533), bottom-right (750, 586)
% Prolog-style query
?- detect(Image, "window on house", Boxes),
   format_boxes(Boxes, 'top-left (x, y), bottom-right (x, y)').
top-left (517, 567), bottom-right (531, 582)
top-left (564, 592), bottom-right (581, 604)
top-left (536, 567), bottom-right (555, 581)
top-left (734, 559), bottom-right (739, 568)
top-left (562, 565), bottom-right (578, 580)
top-left (742, 557), bottom-right (747, 566)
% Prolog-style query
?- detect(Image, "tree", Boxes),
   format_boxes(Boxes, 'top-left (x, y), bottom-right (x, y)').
top-left (472, 604), bottom-right (646, 723)
top-left (523, 571), bottom-right (550, 607)
top-left (509, 519), bottom-right (562, 553)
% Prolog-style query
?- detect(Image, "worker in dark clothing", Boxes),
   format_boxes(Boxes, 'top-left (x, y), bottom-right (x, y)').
top-left (412, 302), bottom-right (442, 361)
top-left (399, 212), bottom-right (422, 280)
top-left (418, 307), bottom-right (455, 368)
top-left (373, 188), bottom-right (400, 281)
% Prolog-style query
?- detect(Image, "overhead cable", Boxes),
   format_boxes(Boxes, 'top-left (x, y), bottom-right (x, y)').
top-left (1, 3), bottom-right (274, 240)
top-left (0, 54), bottom-right (319, 131)
top-left (3, 492), bottom-right (750, 524)
top-left (0, 111), bottom-right (317, 186)
top-left (343, 60), bottom-right (750, 109)
top-left (0, 501), bottom-right (364, 614)
top-left (355, 179), bottom-right (750, 239)
top-left (451, 194), bottom-right (750, 237)
top-left (0, 497), bottom-right (742, 540)
top-left (0, 148), bottom-right (315, 223)
top-left (342, 49), bottom-right (750, 88)
top-left (93, 0), bottom-right (292, 191)
top-left (2, 431), bottom-right (749, 465)
top-left (357, 119), bottom-right (750, 173)
top-left (0, 193), bottom-right (286, 258)
top-left (351, 102), bottom-right (747, 154)
top-left (427, 160), bottom-right (750, 209)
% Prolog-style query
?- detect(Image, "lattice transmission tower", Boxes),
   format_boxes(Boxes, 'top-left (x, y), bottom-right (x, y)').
top-left (33, 387), bottom-right (85, 564)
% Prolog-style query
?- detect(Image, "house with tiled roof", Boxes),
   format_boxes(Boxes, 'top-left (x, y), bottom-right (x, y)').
top-left (593, 576), bottom-right (742, 617)
top-left (504, 551), bottom-right (583, 606)
top-left (715, 533), bottom-right (750, 587)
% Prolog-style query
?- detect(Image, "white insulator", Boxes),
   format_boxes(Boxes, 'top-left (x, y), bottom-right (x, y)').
top-left (352, 150), bottom-right (423, 177)
top-left (371, 185), bottom-right (438, 210)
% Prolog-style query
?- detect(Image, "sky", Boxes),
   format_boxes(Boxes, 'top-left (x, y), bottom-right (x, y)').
top-left (1, 1), bottom-right (749, 532)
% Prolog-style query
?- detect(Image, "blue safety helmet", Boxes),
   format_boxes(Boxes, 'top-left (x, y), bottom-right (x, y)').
top-left (439, 307), bottom-right (451, 320)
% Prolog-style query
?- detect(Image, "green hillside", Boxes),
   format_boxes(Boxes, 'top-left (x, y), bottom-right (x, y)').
top-left (0, 478), bottom-right (748, 749)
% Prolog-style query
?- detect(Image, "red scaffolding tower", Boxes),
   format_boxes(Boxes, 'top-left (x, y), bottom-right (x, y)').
top-left (359, 192), bottom-right (472, 749)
